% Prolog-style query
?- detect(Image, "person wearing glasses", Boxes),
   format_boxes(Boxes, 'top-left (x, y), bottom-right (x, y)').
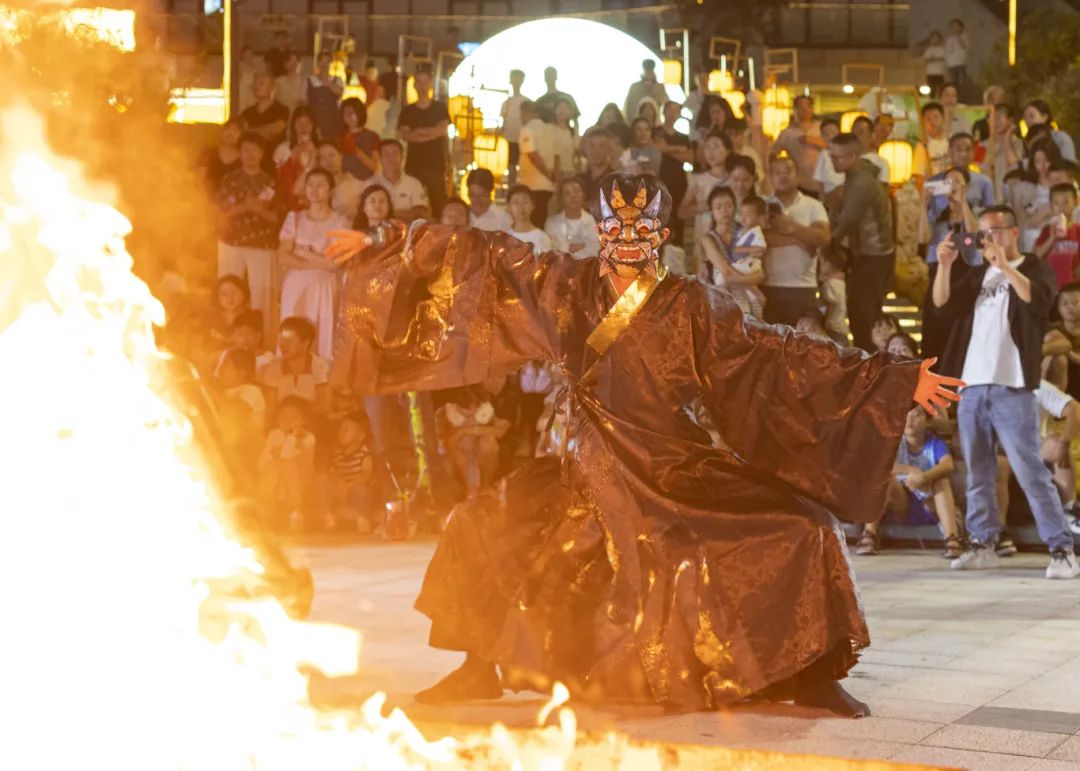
top-left (931, 205), bottom-right (1080, 578)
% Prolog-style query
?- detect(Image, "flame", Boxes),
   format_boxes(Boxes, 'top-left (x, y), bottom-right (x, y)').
top-left (0, 102), bottom-right (582, 769)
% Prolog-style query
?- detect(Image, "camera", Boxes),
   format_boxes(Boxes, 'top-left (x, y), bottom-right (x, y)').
top-left (951, 225), bottom-right (986, 251)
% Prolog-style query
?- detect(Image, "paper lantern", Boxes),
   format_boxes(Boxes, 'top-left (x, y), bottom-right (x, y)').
top-left (841, 110), bottom-right (867, 133)
top-left (761, 85), bottom-right (792, 140)
top-left (472, 133), bottom-right (510, 181)
top-left (448, 95), bottom-right (483, 137)
top-left (708, 69), bottom-right (734, 94)
top-left (405, 76), bottom-right (419, 105)
top-left (663, 59), bottom-right (682, 87)
top-left (878, 140), bottom-right (913, 185)
top-left (722, 90), bottom-right (746, 119)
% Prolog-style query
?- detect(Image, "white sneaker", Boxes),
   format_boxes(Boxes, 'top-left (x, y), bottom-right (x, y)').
top-left (1069, 517), bottom-right (1080, 537)
top-left (951, 545), bottom-right (1001, 571)
top-left (1046, 550), bottom-right (1080, 579)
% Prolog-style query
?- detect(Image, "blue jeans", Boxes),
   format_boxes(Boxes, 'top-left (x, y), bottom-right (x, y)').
top-left (957, 385), bottom-right (1074, 552)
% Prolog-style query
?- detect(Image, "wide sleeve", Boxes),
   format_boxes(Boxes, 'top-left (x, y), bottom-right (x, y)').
top-left (694, 289), bottom-right (920, 523)
top-left (332, 222), bottom-right (570, 395)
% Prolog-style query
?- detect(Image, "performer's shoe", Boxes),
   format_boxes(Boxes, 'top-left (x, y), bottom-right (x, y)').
top-left (414, 660), bottom-right (503, 704)
top-left (793, 679), bottom-right (871, 718)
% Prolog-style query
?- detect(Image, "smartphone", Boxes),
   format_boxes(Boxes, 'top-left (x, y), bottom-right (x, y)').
top-left (925, 178), bottom-right (952, 197)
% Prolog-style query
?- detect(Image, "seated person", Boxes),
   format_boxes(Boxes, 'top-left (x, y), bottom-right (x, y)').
top-left (503, 184), bottom-right (553, 254)
top-left (436, 384), bottom-right (511, 499)
top-left (1041, 283), bottom-right (1080, 398)
top-left (794, 308), bottom-right (829, 339)
top-left (258, 395), bottom-right (317, 531)
top-left (327, 410), bottom-right (376, 533)
top-left (439, 197), bottom-right (470, 227)
top-left (871, 315), bottom-right (901, 355)
top-left (857, 405), bottom-right (963, 559)
top-left (886, 332), bottom-right (920, 359)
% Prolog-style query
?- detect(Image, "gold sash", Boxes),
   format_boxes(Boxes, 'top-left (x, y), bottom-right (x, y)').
top-left (585, 265), bottom-right (666, 357)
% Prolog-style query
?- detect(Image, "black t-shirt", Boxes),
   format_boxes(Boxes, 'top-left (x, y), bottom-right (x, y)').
top-left (655, 127), bottom-right (691, 200)
top-left (240, 101), bottom-right (290, 150)
top-left (264, 47), bottom-right (290, 77)
top-left (399, 101), bottom-right (450, 174)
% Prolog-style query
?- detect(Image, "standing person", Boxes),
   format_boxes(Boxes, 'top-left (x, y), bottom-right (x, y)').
top-left (327, 172), bottom-right (962, 718)
top-left (534, 66), bottom-right (580, 126)
top-left (595, 103), bottom-right (626, 131)
top-left (724, 118), bottom-right (766, 187)
top-left (237, 47), bottom-right (262, 115)
top-left (398, 67), bottom-right (450, 217)
top-left (978, 102), bottom-right (1023, 198)
top-left (197, 118), bottom-right (241, 196)
top-left (679, 131), bottom-right (733, 254)
top-left (217, 133), bottom-right (280, 344)
top-left (500, 69), bottom-right (527, 184)
top-left (466, 168), bottom-right (512, 232)
top-left (939, 84), bottom-right (971, 137)
top-left (241, 74), bottom-right (289, 166)
top-left (922, 31), bottom-right (947, 97)
top-left (698, 186), bottom-right (766, 317)
top-left (913, 102), bottom-right (950, 188)
top-left (364, 139), bottom-right (429, 221)
top-left (943, 19), bottom-right (970, 101)
top-left (772, 96), bottom-right (825, 196)
top-left (518, 100), bottom-right (557, 227)
top-left (544, 176), bottom-right (599, 257)
top-left (972, 85), bottom-right (1007, 145)
top-left (926, 133), bottom-right (995, 215)
top-left (1024, 100), bottom-right (1077, 163)
top-left (551, 97), bottom-right (579, 182)
top-left (623, 59), bottom-right (667, 123)
top-left (277, 168), bottom-right (349, 362)
top-left (809, 117), bottom-right (843, 205)
top-left (931, 206), bottom-right (1079, 578)
top-left (368, 71), bottom-right (394, 137)
top-left (828, 133), bottom-right (895, 352)
top-left (1034, 184), bottom-right (1080, 288)
top-left (316, 141), bottom-right (363, 221)
top-left (273, 108), bottom-right (320, 212)
top-left (339, 97), bottom-right (380, 181)
top-left (580, 127), bottom-right (616, 203)
top-left (625, 117), bottom-right (661, 176)
top-left (871, 113), bottom-right (895, 152)
top-left (851, 116), bottom-right (891, 185)
top-left (275, 53), bottom-right (304, 114)
top-left (306, 51), bottom-right (345, 143)
top-left (918, 166), bottom-right (979, 359)
top-left (654, 101), bottom-right (692, 242)
top-left (263, 30), bottom-right (292, 77)
top-left (358, 61), bottom-right (383, 105)
top-left (692, 96), bottom-right (734, 166)
top-left (761, 154), bottom-right (831, 326)
top-left (727, 155), bottom-right (759, 211)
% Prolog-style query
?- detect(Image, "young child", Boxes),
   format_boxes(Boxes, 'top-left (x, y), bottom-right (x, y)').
top-left (870, 315), bottom-right (901, 354)
top-left (216, 347), bottom-right (267, 474)
top-left (258, 395), bottom-right (317, 530)
top-left (327, 411), bottom-right (376, 533)
top-left (1035, 183), bottom-right (1080, 289)
top-left (734, 195), bottom-right (767, 261)
top-left (819, 248), bottom-right (850, 345)
top-left (857, 405), bottom-right (963, 559)
top-left (794, 309), bottom-right (828, 339)
top-left (504, 184), bottom-right (553, 254)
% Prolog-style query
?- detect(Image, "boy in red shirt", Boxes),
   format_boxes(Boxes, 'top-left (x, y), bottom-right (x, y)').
top-left (1036, 183), bottom-right (1080, 288)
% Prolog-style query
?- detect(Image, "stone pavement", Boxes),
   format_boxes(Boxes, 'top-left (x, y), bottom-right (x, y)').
top-left (293, 540), bottom-right (1080, 770)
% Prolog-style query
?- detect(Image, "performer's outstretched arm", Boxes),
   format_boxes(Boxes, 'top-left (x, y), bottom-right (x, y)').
top-left (694, 291), bottom-right (961, 523)
top-left (327, 222), bottom-right (569, 394)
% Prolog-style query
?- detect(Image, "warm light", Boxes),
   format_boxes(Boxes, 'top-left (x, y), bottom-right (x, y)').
top-left (878, 139), bottom-right (913, 185)
top-left (1008, 0), bottom-right (1017, 65)
top-left (168, 87), bottom-right (227, 124)
top-left (918, 84), bottom-right (932, 96)
top-left (841, 110), bottom-right (868, 133)
top-left (448, 18), bottom-right (684, 129)
top-left (662, 58), bottom-right (682, 87)
top-left (60, 8), bottom-right (136, 51)
top-left (842, 84), bottom-right (854, 95)
top-left (761, 85), bottom-right (792, 140)
top-left (472, 132), bottom-right (510, 180)
top-left (708, 69), bottom-right (734, 93)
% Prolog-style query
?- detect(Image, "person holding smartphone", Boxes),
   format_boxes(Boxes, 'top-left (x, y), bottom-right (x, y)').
top-left (930, 205), bottom-right (1080, 578)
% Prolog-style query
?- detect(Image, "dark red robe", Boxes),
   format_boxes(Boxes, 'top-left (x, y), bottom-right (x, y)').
top-left (334, 223), bottom-right (920, 710)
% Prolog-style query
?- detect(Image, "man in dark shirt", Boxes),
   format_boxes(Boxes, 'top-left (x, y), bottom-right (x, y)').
top-left (654, 100), bottom-right (693, 243)
top-left (398, 68), bottom-right (450, 216)
top-left (534, 66), bottom-right (580, 125)
top-left (580, 127), bottom-right (615, 203)
top-left (264, 31), bottom-right (291, 78)
top-left (240, 73), bottom-right (289, 168)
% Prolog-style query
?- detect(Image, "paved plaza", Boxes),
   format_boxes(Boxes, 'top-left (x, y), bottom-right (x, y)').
top-left (294, 540), bottom-right (1080, 770)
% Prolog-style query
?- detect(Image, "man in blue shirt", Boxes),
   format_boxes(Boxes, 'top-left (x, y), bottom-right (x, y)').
top-left (925, 133), bottom-right (995, 221)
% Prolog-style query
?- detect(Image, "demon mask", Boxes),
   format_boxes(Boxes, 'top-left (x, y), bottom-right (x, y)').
top-left (592, 173), bottom-right (672, 274)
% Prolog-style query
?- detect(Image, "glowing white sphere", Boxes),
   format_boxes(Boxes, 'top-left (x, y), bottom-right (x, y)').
top-left (448, 18), bottom-right (685, 132)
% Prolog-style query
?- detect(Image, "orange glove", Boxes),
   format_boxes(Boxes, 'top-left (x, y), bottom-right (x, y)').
top-left (914, 358), bottom-right (964, 417)
top-left (326, 229), bottom-right (373, 265)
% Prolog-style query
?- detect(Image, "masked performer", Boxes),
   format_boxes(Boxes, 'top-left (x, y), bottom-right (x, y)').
top-left (328, 174), bottom-right (961, 717)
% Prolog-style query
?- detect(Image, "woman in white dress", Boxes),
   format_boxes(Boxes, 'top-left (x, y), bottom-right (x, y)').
top-left (278, 169), bottom-right (350, 362)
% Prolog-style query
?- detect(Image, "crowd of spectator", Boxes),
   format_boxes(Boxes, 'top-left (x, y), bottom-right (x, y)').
top-left (178, 37), bottom-right (1078, 576)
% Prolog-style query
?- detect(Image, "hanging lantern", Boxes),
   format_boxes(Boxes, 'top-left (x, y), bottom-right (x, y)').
top-left (761, 85), bottom-right (792, 140)
top-left (662, 59), bottom-right (682, 86)
top-left (708, 69), bottom-right (734, 94)
top-left (472, 133), bottom-right (509, 181)
top-left (841, 110), bottom-right (868, 133)
top-left (405, 76), bottom-right (419, 104)
top-left (878, 140), bottom-right (913, 186)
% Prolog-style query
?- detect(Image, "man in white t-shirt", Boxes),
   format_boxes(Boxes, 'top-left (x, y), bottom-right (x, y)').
top-left (762, 154), bottom-right (832, 326)
top-left (363, 139), bottom-right (429, 221)
top-left (544, 176), bottom-right (599, 258)
top-left (913, 102), bottom-right (950, 186)
top-left (931, 206), bottom-right (1079, 578)
top-left (517, 100), bottom-right (557, 227)
top-left (500, 69), bottom-right (527, 185)
top-left (466, 168), bottom-right (512, 232)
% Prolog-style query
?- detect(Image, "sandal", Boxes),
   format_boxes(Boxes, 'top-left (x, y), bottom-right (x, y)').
top-left (855, 530), bottom-right (879, 556)
top-left (944, 535), bottom-right (964, 559)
